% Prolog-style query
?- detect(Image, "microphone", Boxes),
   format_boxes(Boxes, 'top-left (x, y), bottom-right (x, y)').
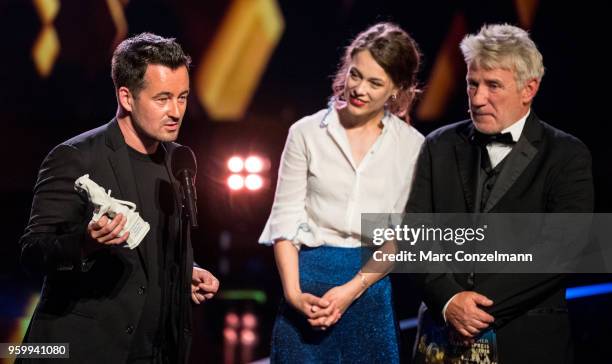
top-left (171, 145), bottom-right (198, 228)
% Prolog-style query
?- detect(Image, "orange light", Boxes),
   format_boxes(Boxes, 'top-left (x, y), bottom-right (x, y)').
top-left (227, 156), bottom-right (244, 173)
top-left (245, 174), bottom-right (263, 191)
top-left (227, 174), bottom-right (244, 190)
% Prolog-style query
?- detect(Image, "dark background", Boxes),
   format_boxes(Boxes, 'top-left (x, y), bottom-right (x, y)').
top-left (1, 1), bottom-right (610, 362)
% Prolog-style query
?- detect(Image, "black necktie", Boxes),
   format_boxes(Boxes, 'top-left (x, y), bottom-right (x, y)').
top-left (472, 130), bottom-right (516, 146)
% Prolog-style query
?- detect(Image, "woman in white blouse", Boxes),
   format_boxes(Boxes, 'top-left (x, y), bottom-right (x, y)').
top-left (259, 22), bottom-right (424, 363)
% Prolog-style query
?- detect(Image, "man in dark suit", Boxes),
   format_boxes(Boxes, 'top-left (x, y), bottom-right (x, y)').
top-left (19, 33), bottom-right (219, 364)
top-left (408, 24), bottom-right (593, 363)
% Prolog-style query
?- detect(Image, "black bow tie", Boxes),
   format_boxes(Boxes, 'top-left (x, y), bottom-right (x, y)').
top-left (472, 130), bottom-right (516, 146)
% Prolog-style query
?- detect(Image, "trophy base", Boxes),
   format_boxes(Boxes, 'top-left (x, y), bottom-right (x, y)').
top-left (123, 212), bottom-right (150, 249)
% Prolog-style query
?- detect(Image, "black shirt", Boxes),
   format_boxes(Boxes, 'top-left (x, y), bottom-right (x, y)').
top-left (126, 145), bottom-right (176, 360)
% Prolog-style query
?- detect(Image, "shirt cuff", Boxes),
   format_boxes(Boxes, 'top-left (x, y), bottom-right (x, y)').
top-left (259, 219), bottom-right (315, 248)
top-left (442, 293), bottom-right (460, 323)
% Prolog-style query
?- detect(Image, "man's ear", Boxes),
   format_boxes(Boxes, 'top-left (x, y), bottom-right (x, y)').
top-left (117, 87), bottom-right (134, 112)
top-left (521, 78), bottom-right (540, 105)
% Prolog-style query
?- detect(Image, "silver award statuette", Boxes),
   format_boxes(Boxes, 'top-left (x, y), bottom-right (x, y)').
top-left (74, 174), bottom-right (150, 249)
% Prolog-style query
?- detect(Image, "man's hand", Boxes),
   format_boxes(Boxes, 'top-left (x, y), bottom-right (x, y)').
top-left (445, 291), bottom-right (494, 338)
top-left (191, 267), bottom-right (220, 304)
top-left (83, 214), bottom-right (129, 256)
top-left (88, 213), bottom-right (129, 244)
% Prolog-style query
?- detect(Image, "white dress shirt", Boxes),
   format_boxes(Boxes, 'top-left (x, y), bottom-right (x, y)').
top-left (486, 110), bottom-right (529, 167)
top-left (259, 104), bottom-right (424, 248)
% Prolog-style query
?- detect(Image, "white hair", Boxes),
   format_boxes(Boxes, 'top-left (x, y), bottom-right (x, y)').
top-left (460, 23), bottom-right (544, 87)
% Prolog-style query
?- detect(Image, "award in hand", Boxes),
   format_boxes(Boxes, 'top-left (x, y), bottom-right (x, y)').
top-left (74, 174), bottom-right (149, 249)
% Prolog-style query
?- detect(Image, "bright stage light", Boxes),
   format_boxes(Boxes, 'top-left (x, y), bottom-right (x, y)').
top-left (245, 174), bottom-right (263, 191)
top-left (227, 156), bottom-right (244, 173)
top-left (227, 174), bottom-right (244, 190)
top-left (244, 156), bottom-right (263, 173)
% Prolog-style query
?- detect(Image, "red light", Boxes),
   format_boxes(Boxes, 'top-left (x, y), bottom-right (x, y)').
top-left (223, 328), bottom-right (238, 343)
top-left (225, 312), bottom-right (240, 327)
top-left (242, 312), bottom-right (258, 329)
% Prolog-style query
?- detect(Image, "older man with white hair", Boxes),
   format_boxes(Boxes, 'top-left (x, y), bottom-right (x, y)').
top-left (408, 24), bottom-right (593, 364)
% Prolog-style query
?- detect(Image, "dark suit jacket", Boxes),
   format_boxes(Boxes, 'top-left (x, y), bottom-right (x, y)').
top-left (18, 119), bottom-right (194, 364)
top-left (406, 112), bottom-right (594, 363)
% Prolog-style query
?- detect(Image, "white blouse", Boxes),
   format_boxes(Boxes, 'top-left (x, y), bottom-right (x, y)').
top-left (259, 105), bottom-right (424, 248)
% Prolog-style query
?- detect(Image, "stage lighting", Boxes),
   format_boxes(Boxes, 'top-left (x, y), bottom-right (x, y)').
top-left (223, 327), bottom-right (238, 343)
top-left (225, 154), bottom-right (269, 193)
top-left (227, 156), bottom-right (244, 173)
top-left (225, 312), bottom-right (240, 328)
top-left (227, 174), bottom-right (244, 190)
top-left (241, 312), bottom-right (258, 329)
top-left (244, 174), bottom-right (263, 191)
top-left (240, 329), bottom-right (257, 345)
top-left (244, 156), bottom-right (263, 173)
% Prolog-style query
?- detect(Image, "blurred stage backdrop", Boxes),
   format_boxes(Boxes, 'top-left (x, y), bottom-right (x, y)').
top-left (1, 0), bottom-right (610, 363)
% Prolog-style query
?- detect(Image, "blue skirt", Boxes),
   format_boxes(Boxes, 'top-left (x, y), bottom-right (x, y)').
top-left (271, 246), bottom-right (400, 363)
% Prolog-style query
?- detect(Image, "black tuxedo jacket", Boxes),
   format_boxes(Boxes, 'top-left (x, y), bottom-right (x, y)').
top-left (406, 113), bottom-right (594, 363)
top-left (19, 119), bottom-right (194, 363)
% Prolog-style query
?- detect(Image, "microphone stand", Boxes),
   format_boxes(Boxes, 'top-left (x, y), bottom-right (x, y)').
top-left (176, 182), bottom-right (196, 364)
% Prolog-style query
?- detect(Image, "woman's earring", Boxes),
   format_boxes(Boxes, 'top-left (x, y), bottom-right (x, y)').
top-left (390, 94), bottom-right (397, 102)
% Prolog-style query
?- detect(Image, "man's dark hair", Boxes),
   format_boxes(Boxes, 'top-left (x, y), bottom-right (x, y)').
top-left (111, 32), bottom-right (192, 96)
